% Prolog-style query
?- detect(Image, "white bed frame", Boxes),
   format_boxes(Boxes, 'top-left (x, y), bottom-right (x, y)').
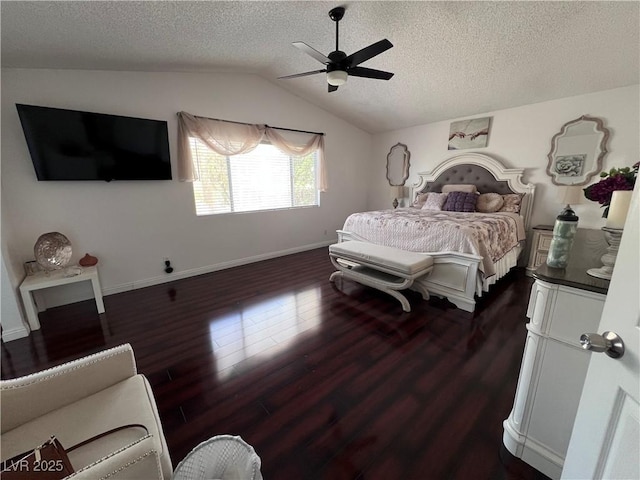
top-left (337, 153), bottom-right (536, 313)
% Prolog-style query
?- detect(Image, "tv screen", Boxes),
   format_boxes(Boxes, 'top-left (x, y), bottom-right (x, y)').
top-left (16, 104), bottom-right (172, 181)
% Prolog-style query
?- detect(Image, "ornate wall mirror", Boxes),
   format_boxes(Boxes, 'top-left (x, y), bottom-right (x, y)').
top-left (386, 143), bottom-right (411, 186)
top-left (546, 115), bottom-right (610, 186)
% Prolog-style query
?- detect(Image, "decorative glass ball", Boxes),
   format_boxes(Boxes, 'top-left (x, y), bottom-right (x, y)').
top-left (34, 232), bottom-right (72, 271)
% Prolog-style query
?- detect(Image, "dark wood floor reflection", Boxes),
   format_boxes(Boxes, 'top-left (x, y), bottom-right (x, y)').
top-left (1, 248), bottom-right (550, 479)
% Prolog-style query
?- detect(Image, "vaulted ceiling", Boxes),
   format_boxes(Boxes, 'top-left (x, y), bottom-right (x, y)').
top-left (2, 1), bottom-right (639, 133)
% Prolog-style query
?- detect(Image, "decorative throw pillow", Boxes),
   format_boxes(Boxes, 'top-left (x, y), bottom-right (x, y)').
top-left (412, 192), bottom-right (429, 208)
top-left (499, 194), bottom-right (523, 213)
top-left (421, 192), bottom-right (448, 211)
top-left (442, 184), bottom-right (478, 194)
top-left (476, 193), bottom-right (504, 213)
top-left (442, 191), bottom-right (478, 212)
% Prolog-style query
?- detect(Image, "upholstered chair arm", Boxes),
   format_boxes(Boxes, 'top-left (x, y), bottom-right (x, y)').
top-left (67, 435), bottom-right (165, 480)
top-left (1, 344), bottom-right (138, 433)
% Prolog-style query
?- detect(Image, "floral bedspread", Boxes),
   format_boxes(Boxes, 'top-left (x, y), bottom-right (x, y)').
top-left (342, 208), bottom-right (526, 276)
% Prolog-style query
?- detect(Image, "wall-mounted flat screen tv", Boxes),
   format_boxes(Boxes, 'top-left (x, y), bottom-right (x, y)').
top-left (16, 104), bottom-right (172, 181)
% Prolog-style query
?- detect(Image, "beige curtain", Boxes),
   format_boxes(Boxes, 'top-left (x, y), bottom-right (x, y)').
top-left (177, 112), bottom-right (264, 181)
top-left (177, 111), bottom-right (327, 191)
top-left (264, 129), bottom-right (327, 192)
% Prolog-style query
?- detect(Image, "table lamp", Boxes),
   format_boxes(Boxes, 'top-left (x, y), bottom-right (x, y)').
top-left (546, 186), bottom-right (582, 268)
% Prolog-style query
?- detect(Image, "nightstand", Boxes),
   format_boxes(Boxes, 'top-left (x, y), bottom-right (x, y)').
top-left (526, 225), bottom-right (554, 276)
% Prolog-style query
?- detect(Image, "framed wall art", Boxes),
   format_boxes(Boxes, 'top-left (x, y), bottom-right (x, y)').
top-left (554, 154), bottom-right (586, 177)
top-left (448, 117), bottom-right (491, 150)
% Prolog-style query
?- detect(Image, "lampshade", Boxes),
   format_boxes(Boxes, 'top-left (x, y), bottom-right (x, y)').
top-left (557, 186), bottom-right (583, 206)
top-left (327, 70), bottom-right (348, 86)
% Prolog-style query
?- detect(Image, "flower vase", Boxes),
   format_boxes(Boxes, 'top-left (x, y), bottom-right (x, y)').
top-left (79, 253), bottom-right (98, 267)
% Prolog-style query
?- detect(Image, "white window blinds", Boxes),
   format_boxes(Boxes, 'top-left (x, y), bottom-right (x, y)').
top-left (176, 112), bottom-right (327, 192)
top-left (191, 139), bottom-right (318, 216)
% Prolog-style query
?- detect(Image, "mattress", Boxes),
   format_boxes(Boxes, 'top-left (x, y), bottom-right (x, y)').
top-left (341, 208), bottom-right (526, 278)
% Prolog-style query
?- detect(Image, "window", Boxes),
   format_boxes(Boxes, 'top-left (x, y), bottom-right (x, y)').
top-left (190, 138), bottom-right (319, 216)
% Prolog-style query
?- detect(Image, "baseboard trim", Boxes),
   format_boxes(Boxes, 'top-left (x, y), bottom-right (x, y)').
top-left (103, 240), bottom-right (335, 296)
top-left (2, 324), bottom-right (30, 342)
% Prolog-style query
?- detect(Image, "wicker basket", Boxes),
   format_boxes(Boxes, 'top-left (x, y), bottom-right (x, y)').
top-left (172, 435), bottom-right (262, 480)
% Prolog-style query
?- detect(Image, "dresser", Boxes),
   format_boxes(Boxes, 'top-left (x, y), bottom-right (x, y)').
top-left (503, 229), bottom-right (609, 479)
top-left (526, 225), bottom-right (554, 275)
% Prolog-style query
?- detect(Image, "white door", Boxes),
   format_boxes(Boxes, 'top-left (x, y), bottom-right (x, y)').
top-left (562, 185), bottom-right (639, 480)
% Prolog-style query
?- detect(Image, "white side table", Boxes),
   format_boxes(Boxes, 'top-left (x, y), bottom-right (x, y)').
top-left (19, 265), bottom-right (105, 330)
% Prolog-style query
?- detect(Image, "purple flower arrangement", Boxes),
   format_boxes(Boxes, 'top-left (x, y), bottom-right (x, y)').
top-left (583, 162), bottom-right (638, 217)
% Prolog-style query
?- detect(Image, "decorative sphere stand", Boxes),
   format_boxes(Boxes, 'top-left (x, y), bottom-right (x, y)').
top-left (587, 227), bottom-right (623, 280)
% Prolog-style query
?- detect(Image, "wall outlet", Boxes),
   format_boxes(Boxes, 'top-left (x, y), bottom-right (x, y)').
top-left (164, 258), bottom-right (173, 274)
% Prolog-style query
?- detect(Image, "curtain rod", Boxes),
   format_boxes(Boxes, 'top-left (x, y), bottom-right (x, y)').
top-left (191, 114), bottom-right (324, 136)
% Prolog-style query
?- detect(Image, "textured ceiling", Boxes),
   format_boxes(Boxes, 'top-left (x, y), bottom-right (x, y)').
top-left (2, 1), bottom-right (639, 133)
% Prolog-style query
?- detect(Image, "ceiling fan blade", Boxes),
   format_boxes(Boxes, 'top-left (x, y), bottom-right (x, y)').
top-left (328, 84), bottom-right (338, 93)
top-left (344, 39), bottom-right (393, 67)
top-left (292, 42), bottom-right (332, 64)
top-left (278, 69), bottom-right (327, 80)
top-left (347, 66), bottom-right (394, 80)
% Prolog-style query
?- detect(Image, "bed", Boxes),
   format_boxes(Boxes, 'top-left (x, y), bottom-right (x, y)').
top-left (336, 152), bottom-right (536, 312)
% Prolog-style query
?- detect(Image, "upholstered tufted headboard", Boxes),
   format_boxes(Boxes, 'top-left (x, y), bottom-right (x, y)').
top-left (412, 153), bottom-right (536, 230)
top-left (418, 164), bottom-right (515, 194)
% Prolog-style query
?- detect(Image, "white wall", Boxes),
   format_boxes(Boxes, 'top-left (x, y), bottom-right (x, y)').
top-left (1, 69), bottom-right (372, 308)
top-left (3, 72), bottom-right (637, 318)
top-left (1, 253), bottom-right (29, 341)
top-left (370, 85), bottom-right (640, 230)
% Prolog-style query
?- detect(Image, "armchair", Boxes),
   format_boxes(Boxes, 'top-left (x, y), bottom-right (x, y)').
top-left (1, 344), bottom-right (172, 479)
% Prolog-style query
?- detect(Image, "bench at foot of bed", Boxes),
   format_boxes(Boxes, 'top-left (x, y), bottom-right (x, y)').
top-left (328, 241), bottom-right (434, 312)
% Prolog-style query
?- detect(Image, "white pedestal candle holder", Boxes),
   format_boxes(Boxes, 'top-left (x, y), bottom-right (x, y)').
top-left (606, 190), bottom-right (633, 229)
top-left (587, 227), bottom-right (623, 280)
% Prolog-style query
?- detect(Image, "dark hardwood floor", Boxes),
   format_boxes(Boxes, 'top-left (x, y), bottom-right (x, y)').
top-left (1, 247), bottom-right (550, 479)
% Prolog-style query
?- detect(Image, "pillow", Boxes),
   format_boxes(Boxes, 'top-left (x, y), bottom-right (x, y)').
top-left (499, 194), bottom-right (523, 213)
top-left (442, 191), bottom-right (478, 212)
top-left (476, 193), bottom-right (504, 213)
top-left (412, 192), bottom-right (429, 208)
top-left (441, 184), bottom-right (478, 194)
top-left (421, 192), bottom-right (448, 211)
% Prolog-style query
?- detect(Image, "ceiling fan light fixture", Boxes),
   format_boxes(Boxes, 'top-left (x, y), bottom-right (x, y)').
top-left (327, 70), bottom-right (348, 86)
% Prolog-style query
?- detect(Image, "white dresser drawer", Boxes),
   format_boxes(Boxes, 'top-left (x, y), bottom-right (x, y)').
top-left (504, 277), bottom-right (607, 480)
top-left (534, 252), bottom-right (548, 268)
top-left (527, 226), bottom-right (554, 275)
top-left (539, 235), bottom-right (553, 251)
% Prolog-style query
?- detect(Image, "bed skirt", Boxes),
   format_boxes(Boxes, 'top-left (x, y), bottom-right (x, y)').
top-left (477, 244), bottom-right (523, 295)
top-left (336, 230), bottom-right (523, 312)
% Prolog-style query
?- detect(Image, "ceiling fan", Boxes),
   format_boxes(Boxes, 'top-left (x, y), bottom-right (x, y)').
top-left (278, 6), bottom-right (394, 92)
